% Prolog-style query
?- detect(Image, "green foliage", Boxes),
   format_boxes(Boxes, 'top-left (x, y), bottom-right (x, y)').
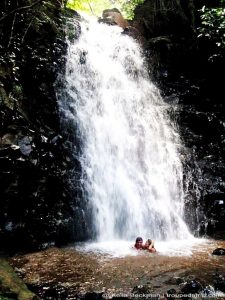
top-left (66, 0), bottom-right (144, 19)
top-left (120, 0), bottom-right (144, 19)
top-left (67, 0), bottom-right (115, 16)
top-left (198, 0), bottom-right (225, 49)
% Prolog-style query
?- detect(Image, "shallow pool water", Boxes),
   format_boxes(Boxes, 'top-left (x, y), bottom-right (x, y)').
top-left (74, 237), bottom-right (209, 257)
top-left (11, 239), bottom-right (225, 298)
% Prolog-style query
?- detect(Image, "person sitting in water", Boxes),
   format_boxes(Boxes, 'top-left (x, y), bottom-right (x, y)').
top-left (134, 237), bottom-right (145, 250)
top-left (144, 239), bottom-right (156, 253)
top-left (134, 237), bottom-right (157, 253)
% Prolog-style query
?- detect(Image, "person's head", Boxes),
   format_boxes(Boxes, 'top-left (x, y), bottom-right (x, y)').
top-left (145, 239), bottom-right (152, 246)
top-left (135, 237), bottom-right (143, 249)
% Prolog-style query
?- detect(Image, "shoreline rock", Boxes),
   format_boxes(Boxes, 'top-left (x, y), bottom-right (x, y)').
top-left (0, 257), bottom-right (39, 300)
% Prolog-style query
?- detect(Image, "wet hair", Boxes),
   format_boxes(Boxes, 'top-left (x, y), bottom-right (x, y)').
top-left (146, 239), bottom-right (152, 245)
top-left (135, 237), bottom-right (143, 243)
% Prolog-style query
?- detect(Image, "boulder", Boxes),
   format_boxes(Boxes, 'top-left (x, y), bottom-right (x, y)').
top-left (213, 274), bottom-right (225, 293)
top-left (180, 279), bottom-right (203, 294)
top-left (132, 284), bottom-right (153, 295)
top-left (0, 258), bottom-right (39, 299)
top-left (99, 8), bottom-right (129, 29)
top-left (122, 26), bottom-right (144, 43)
top-left (165, 289), bottom-right (177, 300)
top-left (212, 248), bottom-right (225, 256)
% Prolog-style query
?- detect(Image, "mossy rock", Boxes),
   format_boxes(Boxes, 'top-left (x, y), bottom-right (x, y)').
top-left (0, 66), bottom-right (9, 80)
top-left (0, 86), bottom-right (8, 105)
top-left (0, 258), bottom-right (39, 300)
top-left (0, 86), bottom-right (15, 109)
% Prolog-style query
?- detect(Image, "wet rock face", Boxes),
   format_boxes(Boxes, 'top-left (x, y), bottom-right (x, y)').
top-left (133, 0), bottom-right (225, 236)
top-left (133, 0), bottom-right (195, 38)
top-left (122, 26), bottom-right (145, 44)
top-left (0, 2), bottom-right (87, 251)
top-left (172, 81), bottom-right (225, 235)
top-left (213, 274), bottom-right (225, 293)
top-left (162, 80), bottom-right (225, 236)
top-left (0, 110), bottom-right (77, 251)
top-left (0, 1), bottom-right (66, 130)
top-left (199, 195), bottom-right (225, 236)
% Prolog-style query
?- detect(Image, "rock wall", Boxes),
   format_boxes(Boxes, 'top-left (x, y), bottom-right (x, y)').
top-left (0, 1), bottom-right (86, 251)
top-left (133, 0), bottom-right (225, 236)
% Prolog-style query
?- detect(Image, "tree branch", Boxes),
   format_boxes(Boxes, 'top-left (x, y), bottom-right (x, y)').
top-left (87, 1), bottom-right (96, 17)
top-left (7, 12), bottom-right (17, 48)
top-left (0, 0), bottom-right (43, 23)
top-left (21, 14), bottom-right (36, 43)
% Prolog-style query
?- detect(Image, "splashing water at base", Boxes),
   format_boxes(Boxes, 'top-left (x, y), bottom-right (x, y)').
top-left (74, 238), bottom-right (206, 258)
top-left (61, 16), bottom-right (193, 243)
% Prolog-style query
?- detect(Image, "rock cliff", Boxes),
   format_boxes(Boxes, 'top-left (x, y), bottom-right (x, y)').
top-left (0, 0), bottom-right (81, 251)
top-left (133, 0), bottom-right (225, 236)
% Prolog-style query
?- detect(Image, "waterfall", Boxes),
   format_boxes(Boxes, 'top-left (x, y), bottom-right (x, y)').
top-left (61, 17), bottom-right (192, 242)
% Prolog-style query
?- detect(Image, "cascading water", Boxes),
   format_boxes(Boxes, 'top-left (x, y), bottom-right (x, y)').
top-left (61, 17), bottom-right (192, 242)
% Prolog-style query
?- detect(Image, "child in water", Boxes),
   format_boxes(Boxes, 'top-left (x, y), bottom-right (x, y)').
top-left (144, 239), bottom-right (156, 253)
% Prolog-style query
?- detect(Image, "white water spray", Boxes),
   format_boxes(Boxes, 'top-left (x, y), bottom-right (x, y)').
top-left (61, 17), bottom-right (192, 242)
